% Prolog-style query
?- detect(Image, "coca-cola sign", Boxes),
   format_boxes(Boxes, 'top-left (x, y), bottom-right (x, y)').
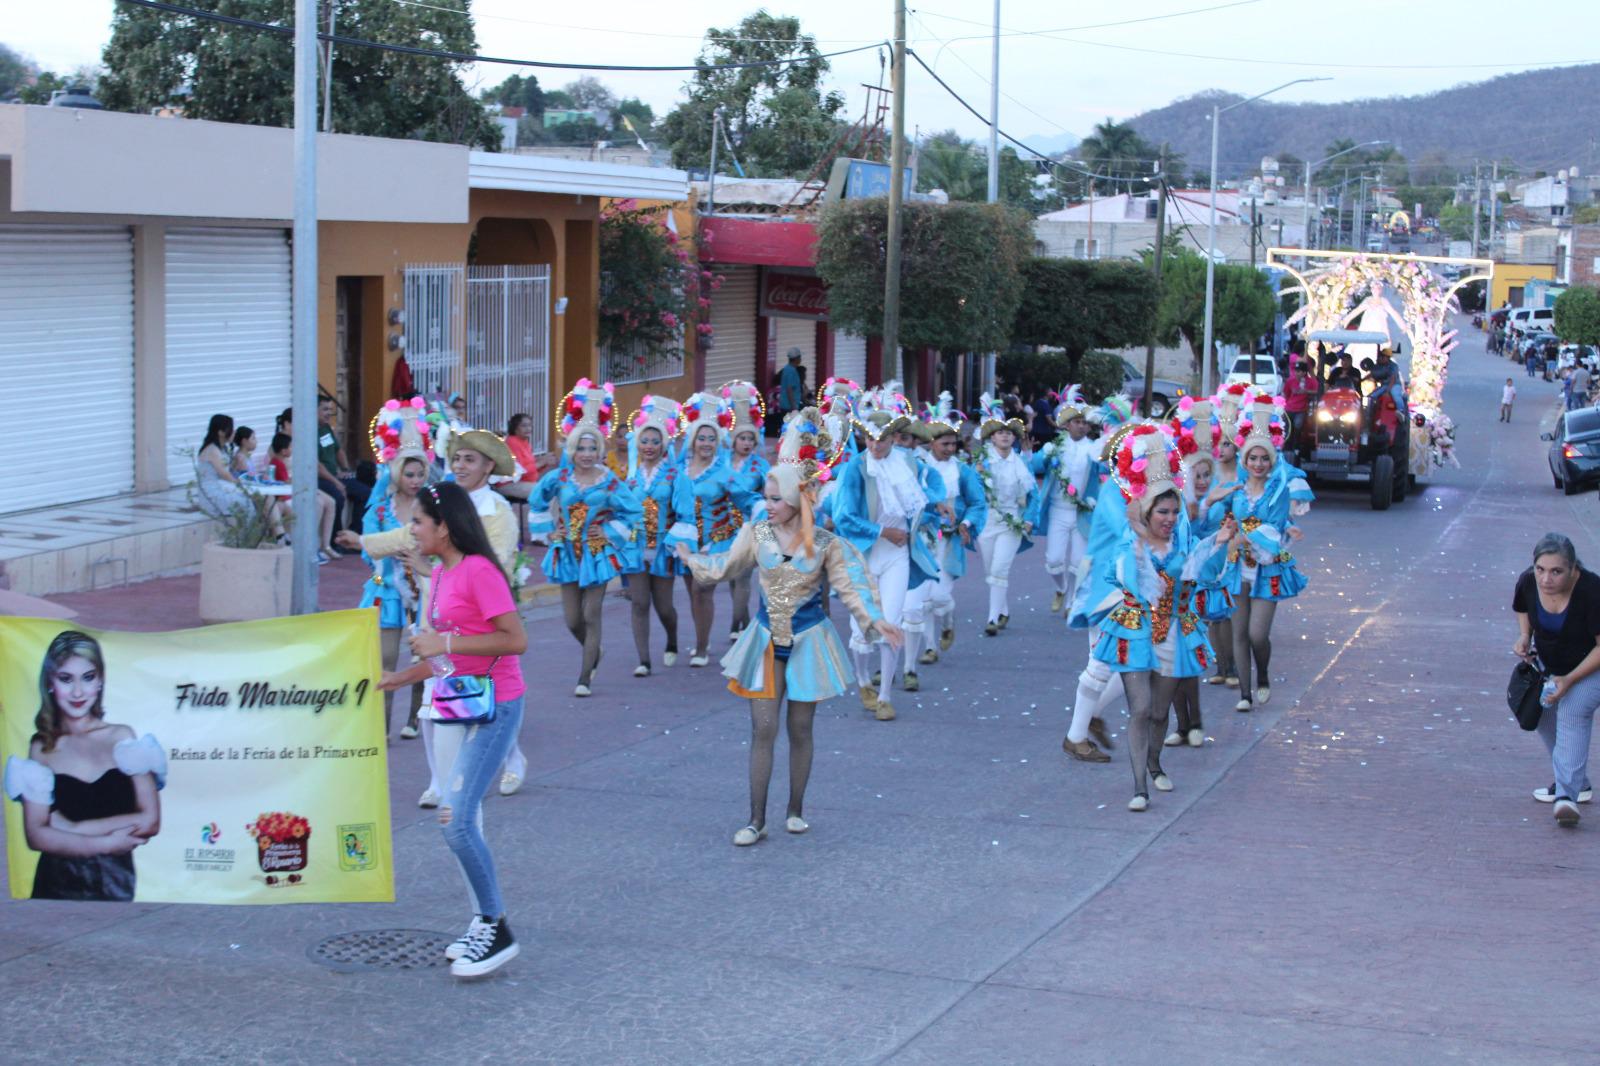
top-left (761, 270), bottom-right (829, 320)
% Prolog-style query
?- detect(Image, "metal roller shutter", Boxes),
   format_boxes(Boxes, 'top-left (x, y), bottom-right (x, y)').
top-left (704, 264), bottom-right (757, 388)
top-left (833, 332), bottom-right (867, 384)
top-left (0, 225), bottom-right (134, 512)
top-left (775, 316), bottom-right (817, 397)
top-left (165, 227), bottom-right (292, 485)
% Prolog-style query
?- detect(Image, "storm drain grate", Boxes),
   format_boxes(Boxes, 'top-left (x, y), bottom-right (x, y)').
top-left (308, 929), bottom-right (454, 972)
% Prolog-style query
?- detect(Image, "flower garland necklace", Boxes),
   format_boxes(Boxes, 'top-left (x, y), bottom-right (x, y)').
top-left (1047, 434), bottom-right (1096, 512)
top-left (969, 447), bottom-right (1029, 535)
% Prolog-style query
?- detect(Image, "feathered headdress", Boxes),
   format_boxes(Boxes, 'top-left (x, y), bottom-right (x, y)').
top-left (371, 397), bottom-right (437, 471)
top-left (775, 406), bottom-right (841, 490)
top-left (1235, 395), bottom-right (1288, 459)
top-left (917, 391), bottom-right (965, 440)
top-left (977, 391), bottom-right (1026, 441)
top-left (1054, 384), bottom-right (1091, 427)
top-left (680, 390), bottom-right (733, 446)
top-left (1088, 393), bottom-right (1136, 433)
top-left (1111, 423), bottom-right (1185, 516)
top-left (1170, 396), bottom-right (1222, 471)
top-left (557, 378), bottom-right (617, 459)
top-left (853, 387), bottom-right (910, 442)
top-left (720, 380), bottom-right (765, 440)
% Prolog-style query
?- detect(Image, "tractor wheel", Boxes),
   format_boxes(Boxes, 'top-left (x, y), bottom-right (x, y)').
top-left (1370, 454), bottom-right (1394, 511)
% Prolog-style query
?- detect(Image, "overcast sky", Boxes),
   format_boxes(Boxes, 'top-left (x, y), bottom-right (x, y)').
top-left (12, 0), bottom-right (1599, 155)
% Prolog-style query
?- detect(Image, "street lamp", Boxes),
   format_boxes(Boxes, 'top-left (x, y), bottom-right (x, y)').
top-left (1201, 77), bottom-right (1330, 395)
top-left (1303, 140), bottom-right (1389, 253)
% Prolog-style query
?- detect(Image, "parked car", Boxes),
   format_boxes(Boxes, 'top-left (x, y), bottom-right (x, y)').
top-left (1544, 407), bottom-right (1600, 495)
top-left (1222, 353), bottom-right (1283, 395)
top-left (1507, 306), bottom-right (1555, 339)
top-left (1119, 360), bottom-right (1189, 418)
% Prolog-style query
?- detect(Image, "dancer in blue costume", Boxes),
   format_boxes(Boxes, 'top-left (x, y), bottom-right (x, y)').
top-left (1061, 395), bottom-right (1137, 763)
top-left (973, 392), bottom-right (1036, 636)
top-left (1070, 425), bottom-right (1232, 811)
top-left (828, 388), bottom-right (930, 720)
top-left (357, 399), bottom-right (433, 738)
top-left (1214, 397), bottom-right (1314, 712)
top-left (677, 409), bottom-right (902, 846)
top-left (1163, 397), bottom-right (1224, 749)
top-left (1026, 385), bottom-right (1098, 617)
top-left (722, 381), bottom-right (770, 645)
top-left (1199, 383), bottom-right (1256, 688)
top-left (527, 380), bottom-right (642, 698)
top-left (668, 391), bottom-right (762, 668)
top-left (621, 394), bottom-right (683, 678)
top-left (905, 393), bottom-right (988, 675)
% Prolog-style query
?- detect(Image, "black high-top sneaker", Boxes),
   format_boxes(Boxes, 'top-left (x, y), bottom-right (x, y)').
top-left (450, 916), bottom-right (519, 978)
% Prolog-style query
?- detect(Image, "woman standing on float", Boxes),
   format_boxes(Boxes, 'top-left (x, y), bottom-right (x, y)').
top-left (621, 394), bottom-right (683, 678)
top-left (669, 392), bottom-right (762, 668)
top-left (722, 381), bottom-right (770, 645)
top-left (1071, 426), bottom-right (1230, 811)
top-left (1216, 397), bottom-right (1313, 712)
top-left (973, 393), bottom-right (1035, 636)
top-left (526, 380), bottom-right (641, 697)
top-left (676, 409), bottom-right (902, 845)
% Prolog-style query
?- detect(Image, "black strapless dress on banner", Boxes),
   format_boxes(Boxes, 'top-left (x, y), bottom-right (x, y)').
top-left (32, 769), bottom-right (138, 901)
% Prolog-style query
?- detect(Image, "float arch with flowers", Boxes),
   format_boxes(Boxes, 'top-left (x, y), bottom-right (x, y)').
top-left (1267, 248), bottom-right (1494, 473)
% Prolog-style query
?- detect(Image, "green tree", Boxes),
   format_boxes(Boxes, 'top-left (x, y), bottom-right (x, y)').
top-left (1010, 258), bottom-right (1159, 376)
top-left (563, 76), bottom-right (617, 114)
top-left (14, 70), bottom-right (68, 105)
top-left (0, 44), bottom-right (32, 98)
top-left (1438, 203), bottom-right (1475, 241)
top-left (98, 0), bottom-right (498, 148)
top-left (659, 12), bottom-right (844, 178)
top-left (1153, 249), bottom-right (1276, 386)
top-left (815, 200), bottom-right (1033, 382)
top-left (614, 97), bottom-right (655, 140)
top-left (481, 73), bottom-right (545, 117)
top-left (915, 132), bottom-right (1056, 214)
top-left (1555, 286), bottom-right (1600, 345)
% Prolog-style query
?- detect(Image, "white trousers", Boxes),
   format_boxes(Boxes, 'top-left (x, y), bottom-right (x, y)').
top-left (1044, 501), bottom-right (1087, 603)
top-left (902, 580), bottom-right (931, 671)
top-left (1067, 625), bottom-right (1128, 743)
top-left (977, 523), bottom-right (1023, 623)
top-left (850, 539), bottom-right (909, 688)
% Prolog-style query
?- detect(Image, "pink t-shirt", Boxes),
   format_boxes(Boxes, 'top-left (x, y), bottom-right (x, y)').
top-left (428, 555), bottom-right (525, 700)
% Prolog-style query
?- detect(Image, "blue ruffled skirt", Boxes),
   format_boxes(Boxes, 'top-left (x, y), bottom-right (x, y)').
top-left (1091, 596), bottom-right (1214, 678)
top-left (720, 594), bottom-right (856, 702)
top-left (543, 541), bottom-right (630, 588)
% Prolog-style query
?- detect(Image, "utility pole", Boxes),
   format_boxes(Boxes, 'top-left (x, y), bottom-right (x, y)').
top-left (985, 0), bottom-right (1000, 203)
top-left (1471, 162), bottom-right (1481, 258)
top-left (320, 0), bottom-right (336, 133)
top-left (1249, 199), bottom-right (1259, 269)
top-left (1142, 159), bottom-right (1167, 416)
top-left (1489, 160), bottom-right (1500, 254)
top-left (882, 0), bottom-right (907, 388)
top-left (707, 105), bottom-right (721, 216)
top-left (291, 0), bottom-right (320, 613)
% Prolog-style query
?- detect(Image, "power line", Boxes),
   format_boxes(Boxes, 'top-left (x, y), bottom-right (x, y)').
top-left (912, 0), bottom-right (1267, 43)
top-left (116, 0), bottom-right (885, 73)
top-left (907, 12), bottom-right (1077, 142)
top-left (385, 0), bottom-right (895, 46)
top-left (906, 48), bottom-right (1154, 185)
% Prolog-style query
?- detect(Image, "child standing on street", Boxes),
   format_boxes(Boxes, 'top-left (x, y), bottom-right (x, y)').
top-left (1501, 378), bottom-right (1516, 423)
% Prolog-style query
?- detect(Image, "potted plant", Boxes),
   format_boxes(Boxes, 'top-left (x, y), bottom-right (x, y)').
top-left (184, 451), bottom-right (294, 623)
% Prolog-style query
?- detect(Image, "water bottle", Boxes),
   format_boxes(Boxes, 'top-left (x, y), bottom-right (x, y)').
top-left (1542, 677), bottom-right (1559, 706)
top-left (414, 622), bottom-right (454, 679)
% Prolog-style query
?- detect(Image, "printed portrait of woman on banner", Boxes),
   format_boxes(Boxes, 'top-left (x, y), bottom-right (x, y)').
top-left (3, 630), bottom-right (167, 901)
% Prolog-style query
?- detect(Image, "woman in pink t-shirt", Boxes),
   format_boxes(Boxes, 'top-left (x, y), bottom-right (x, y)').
top-left (379, 481), bottom-right (526, 979)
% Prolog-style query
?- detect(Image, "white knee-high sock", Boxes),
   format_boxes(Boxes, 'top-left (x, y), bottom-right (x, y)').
top-left (987, 578), bottom-right (1007, 622)
top-left (1068, 666), bottom-right (1108, 744)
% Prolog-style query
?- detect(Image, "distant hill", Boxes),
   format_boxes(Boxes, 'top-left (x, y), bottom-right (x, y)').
top-left (1123, 64), bottom-right (1600, 179)
top-left (1016, 131), bottom-right (1079, 157)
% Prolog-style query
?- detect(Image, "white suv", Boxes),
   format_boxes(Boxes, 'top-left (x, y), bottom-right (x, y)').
top-left (1223, 354), bottom-right (1283, 395)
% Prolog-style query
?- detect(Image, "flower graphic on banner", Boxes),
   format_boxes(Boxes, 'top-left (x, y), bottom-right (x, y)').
top-left (201, 822), bottom-right (221, 845)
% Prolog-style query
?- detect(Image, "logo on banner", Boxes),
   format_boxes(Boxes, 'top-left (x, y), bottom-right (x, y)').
top-left (250, 811), bottom-right (311, 883)
top-left (185, 822), bottom-right (236, 872)
top-left (338, 823), bottom-right (378, 872)
top-left (201, 822), bottom-right (221, 844)
top-left (761, 271), bottom-right (829, 320)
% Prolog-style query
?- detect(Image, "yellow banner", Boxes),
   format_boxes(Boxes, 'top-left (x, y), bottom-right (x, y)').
top-left (1, 611), bottom-right (391, 904)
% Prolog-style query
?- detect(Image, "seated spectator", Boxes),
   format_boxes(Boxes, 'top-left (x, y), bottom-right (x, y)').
top-left (496, 413), bottom-right (540, 503)
top-left (266, 431), bottom-right (341, 565)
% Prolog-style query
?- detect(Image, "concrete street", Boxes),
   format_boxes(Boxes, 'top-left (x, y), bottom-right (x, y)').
top-left (3, 316), bottom-right (1597, 1064)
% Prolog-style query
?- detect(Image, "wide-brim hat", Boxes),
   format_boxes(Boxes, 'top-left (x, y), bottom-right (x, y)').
top-left (980, 415), bottom-right (1027, 441)
top-left (854, 410), bottom-right (910, 441)
top-left (448, 429), bottom-right (515, 477)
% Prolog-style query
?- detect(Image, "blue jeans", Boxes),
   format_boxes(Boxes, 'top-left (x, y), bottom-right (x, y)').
top-left (437, 697), bottom-right (524, 917)
top-left (1537, 672), bottom-right (1599, 801)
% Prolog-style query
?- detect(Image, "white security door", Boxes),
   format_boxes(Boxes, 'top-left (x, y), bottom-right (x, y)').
top-left (704, 264), bottom-right (757, 388)
top-left (832, 332), bottom-right (868, 384)
top-left (0, 225), bottom-right (134, 512)
top-left (164, 227), bottom-right (291, 485)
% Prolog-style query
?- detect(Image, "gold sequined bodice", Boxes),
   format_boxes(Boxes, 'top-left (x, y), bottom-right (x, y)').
top-left (752, 522), bottom-right (828, 646)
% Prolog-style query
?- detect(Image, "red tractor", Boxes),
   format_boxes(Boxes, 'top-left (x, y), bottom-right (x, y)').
top-left (1295, 330), bottom-right (1415, 510)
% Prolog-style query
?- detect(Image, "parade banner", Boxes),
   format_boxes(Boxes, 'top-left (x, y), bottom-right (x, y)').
top-left (0, 611), bottom-right (391, 904)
